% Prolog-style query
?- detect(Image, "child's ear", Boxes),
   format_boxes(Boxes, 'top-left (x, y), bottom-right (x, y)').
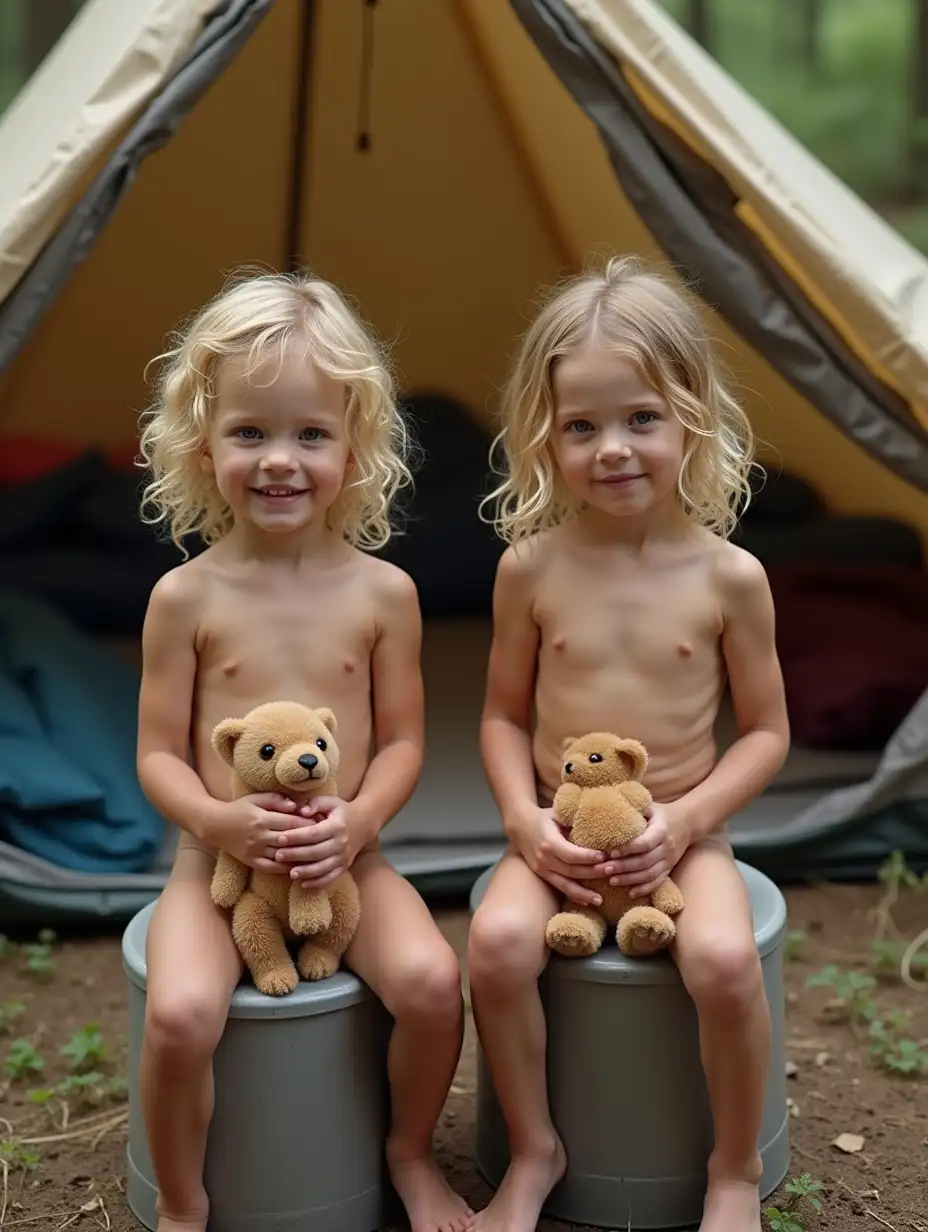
top-left (200, 446), bottom-right (215, 475)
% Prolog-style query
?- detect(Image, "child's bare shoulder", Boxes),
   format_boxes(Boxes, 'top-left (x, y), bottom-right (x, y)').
top-left (143, 550), bottom-right (222, 639)
top-left (707, 536), bottom-right (772, 608)
top-left (355, 551), bottom-right (420, 614)
top-left (497, 529), bottom-right (559, 584)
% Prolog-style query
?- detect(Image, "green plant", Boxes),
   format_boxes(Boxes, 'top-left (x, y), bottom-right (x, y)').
top-left (805, 965), bottom-right (878, 1023)
top-left (3, 1038), bottom-right (44, 1081)
top-left (60, 1023), bottom-right (107, 1073)
top-left (868, 1014), bottom-right (928, 1076)
top-left (0, 998), bottom-right (26, 1033)
top-left (20, 940), bottom-right (55, 980)
top-left (0, 1138), bottom-right (40, 1174)
top-left (765, 1172), bottom-right (825, 1230)
top-left (785, 929), bottom-right (808, 961)
top-left (0, 934), bottom-right (13, 961)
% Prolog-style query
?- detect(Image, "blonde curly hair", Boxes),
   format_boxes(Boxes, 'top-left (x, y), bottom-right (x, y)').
top-left (483, 256), bottom-right (756, 544)
top-left (139, 269), bottom-right (413, 552)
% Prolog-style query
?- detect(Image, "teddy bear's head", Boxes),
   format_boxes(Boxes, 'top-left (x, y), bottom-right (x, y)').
top-left (560, 732), bottom-right (647, 788)
top-left (211, 700), bottom-right (339, 796)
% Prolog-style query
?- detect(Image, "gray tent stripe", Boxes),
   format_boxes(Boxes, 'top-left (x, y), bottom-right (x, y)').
top-left (0, 0), bottom-right (274, 377)
top-left (510, 0), bottom-right (928, 492)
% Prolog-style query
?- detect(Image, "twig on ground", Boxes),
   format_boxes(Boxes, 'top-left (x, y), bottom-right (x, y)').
top-left (839, 1180), bottom-right (900, 1231)
top-left (900, 926), bottom-right (928, 991)
top-left (0, 1158), bottom-right (8, 1230)
top-left (18, 1112), bottom-right (126, 1147)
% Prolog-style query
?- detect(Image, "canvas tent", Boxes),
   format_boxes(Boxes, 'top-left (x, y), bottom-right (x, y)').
top-left (0, 0), bottom-right (926, 926)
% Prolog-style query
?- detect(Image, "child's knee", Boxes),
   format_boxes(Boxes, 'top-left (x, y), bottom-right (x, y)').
top-left (144, 986), bottom-right (226, 1065)
top-left (681, 935), bottom-right (764, 1018)
top-left (388, 941), bottom-right (462, 1025)
top-left (468, 904), bottom-right (544, 990)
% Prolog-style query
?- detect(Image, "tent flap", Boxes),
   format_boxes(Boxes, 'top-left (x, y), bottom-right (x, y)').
top-left (509, 0), bottom-right (928, 493)
top-left (0, 0), bottom-right (274, 378)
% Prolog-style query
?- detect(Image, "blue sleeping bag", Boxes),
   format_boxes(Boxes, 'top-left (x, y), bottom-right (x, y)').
top-left (0, 592), bottom-right (165, 872)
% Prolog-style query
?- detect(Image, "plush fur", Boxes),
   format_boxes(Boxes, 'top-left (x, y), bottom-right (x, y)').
top-left (210, 700), bottom-right (360, 995)
top-left (545, 733), bottom-right (685, 959)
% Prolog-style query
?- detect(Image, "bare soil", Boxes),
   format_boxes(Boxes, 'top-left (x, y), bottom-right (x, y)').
top-left (0, 877), bottom-right (926, 1231)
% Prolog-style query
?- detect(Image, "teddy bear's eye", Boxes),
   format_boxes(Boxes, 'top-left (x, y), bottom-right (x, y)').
top-left (259, 744), bottom-right (275, 760)
top-left (589, 753), bottom-right (603, 763)
top-left (316, 738), bottom-right (327, 752)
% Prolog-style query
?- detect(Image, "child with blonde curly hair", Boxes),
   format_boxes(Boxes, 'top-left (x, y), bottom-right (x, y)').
top-left (136, 271), bottom-right (472, 1232)
top-left (468, 257), bottom-right (790, 1232)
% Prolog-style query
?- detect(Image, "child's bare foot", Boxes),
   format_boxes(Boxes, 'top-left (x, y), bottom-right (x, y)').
top-left (155, 1209), bottom-right (208, 1232)
top-left (699, 1176), bottom-right (762, 1232)
top-left (386, 1143), bottom-right (474, 1232)
top-left (472, 1136), bottom-right (566, 1232)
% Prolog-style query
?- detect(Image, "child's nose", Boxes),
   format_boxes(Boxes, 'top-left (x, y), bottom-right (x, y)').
top-left (260, 448), bottom-right (297, 473)
top-left (597, 433), bottom-right (631, 460)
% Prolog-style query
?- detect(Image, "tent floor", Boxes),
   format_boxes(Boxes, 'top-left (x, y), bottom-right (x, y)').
top-left (0, 618), bottom-right (923, 929)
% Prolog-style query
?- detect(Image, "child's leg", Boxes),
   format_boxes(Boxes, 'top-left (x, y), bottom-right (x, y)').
top-left (467, 846), bottom-right (564, 1232)
top-left (671, 835), bottom-right (770, 1232)
top-left (344, 849), bottom-right (471, 1232)
top-left (140, 844), bottom-right (243, 1231)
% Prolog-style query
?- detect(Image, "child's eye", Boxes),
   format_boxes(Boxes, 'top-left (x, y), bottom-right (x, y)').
top-left (236, 426), bottom-right (262, 440)
top-left (299, 427), bottom-right (325, 442)
top-left (630, 411), bottom-right (658, 427)
top-left (565, 419), bottom-right (594, 434)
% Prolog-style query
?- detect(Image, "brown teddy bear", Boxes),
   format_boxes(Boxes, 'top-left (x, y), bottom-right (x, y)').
top-left (209, 700), bottom-right (360, 995)
top-left (545, 733), bottom-right (684, 959)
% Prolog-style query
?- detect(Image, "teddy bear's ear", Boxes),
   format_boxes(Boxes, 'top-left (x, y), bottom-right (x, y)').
top-left (314, 707), bottom-right (337, 735)
top-left (561, 735), bottom-right (577, 754)
top-left (615, 738), bottom-right (648, 779)
top-left (211, 718), bottom-right (247, 766)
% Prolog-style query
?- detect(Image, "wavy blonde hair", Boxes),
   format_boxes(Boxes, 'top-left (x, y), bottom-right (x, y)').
top-left (139, 269), bottom-right (413, 552)
top-left (483, 256), bottom-right (756, 543)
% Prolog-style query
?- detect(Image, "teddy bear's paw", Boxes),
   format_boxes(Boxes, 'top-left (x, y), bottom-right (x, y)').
top-left (545, 912), bottom-right (603, 958)
top-left (253, 965), bottom-right (300, 996)
top-left (297, 943), bottom-right (340, 981)
top-left (618, 906), bottom-right (676, 957)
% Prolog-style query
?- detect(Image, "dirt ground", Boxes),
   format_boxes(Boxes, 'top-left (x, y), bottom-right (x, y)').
top-left (0, 870), bottom-right (926, 1232)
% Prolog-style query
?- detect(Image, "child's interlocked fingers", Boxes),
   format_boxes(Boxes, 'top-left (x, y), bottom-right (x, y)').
top-left (517, 807), bottom-right (608, 907)
top-left (606, 802), bottom-right (691, 897)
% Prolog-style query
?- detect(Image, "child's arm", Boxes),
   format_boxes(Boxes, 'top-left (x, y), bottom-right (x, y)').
top-left (679, 548), bottom-right (790, 841)
top-left (280, 565), bottom-right (425, 889)
top-left (608, 549), bottom-right (789, 898)
top-left (481, 546), bottom-right (606, 908)
top-left (137, 570), bottom-right (297, 870)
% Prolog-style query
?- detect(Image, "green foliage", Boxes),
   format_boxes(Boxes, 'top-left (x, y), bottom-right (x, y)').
top-left (869, 1013), bottom-right (928, 1076)
top-left (785, 929), bottom-right (808, 961)
top-left (765, 1172), bottom-right (826, 1230)
top-left (656, 0), bottom-right (928, 251)
top-left (805, 964), bottom-right (878, 1023)
top-left (3, 1038), bottom-right (43, 1081)
top-left (60, 1023), bottom-right (107, 1074)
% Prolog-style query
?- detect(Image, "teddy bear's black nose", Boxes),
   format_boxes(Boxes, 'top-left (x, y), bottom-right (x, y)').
top-left (298, 753), bottom-right (319, 771)
top-left (564, 762), bottom-right (574, 774)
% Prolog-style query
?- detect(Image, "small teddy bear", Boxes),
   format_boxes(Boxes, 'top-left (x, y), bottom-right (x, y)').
top-left (209, 700), bottom-right (360, 995)
top-left (545, 732), bottom-right (684, 959)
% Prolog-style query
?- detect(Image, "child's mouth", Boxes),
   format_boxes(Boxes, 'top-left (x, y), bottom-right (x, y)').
top-left (251, 486), bottom-right (309, 503)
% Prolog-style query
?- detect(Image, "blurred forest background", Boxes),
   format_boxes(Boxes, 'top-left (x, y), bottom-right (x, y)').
top-left (2, 0), bottom-right (927, 253)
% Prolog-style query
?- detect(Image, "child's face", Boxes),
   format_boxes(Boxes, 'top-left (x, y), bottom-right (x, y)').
top-left (550, 343), bottom-right (685, 521)
top-left (203, 349), bottom-right (353, 536)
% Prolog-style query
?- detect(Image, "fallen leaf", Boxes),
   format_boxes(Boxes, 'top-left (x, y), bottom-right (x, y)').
top-left (815, 1051), bottom-right (830, 1067)
top-left (833, 1132), bottom-right (865, 1153)
top-left (785, 1060), bottom-right (798, 1078)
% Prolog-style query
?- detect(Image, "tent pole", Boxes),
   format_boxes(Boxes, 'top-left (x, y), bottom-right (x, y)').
top-left (285, 0), bottom-right (316, 273)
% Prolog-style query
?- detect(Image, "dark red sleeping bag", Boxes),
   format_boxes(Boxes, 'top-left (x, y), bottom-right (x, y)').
top-left (768, 563), bottom-right (928, 750)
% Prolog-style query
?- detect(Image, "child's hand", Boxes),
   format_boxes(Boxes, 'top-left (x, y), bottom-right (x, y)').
top-left (274, 796), bottom-right (359, 889)
top-left (209, 793), bottom-right (301, 872)
top-left (604, 802), bottom-right (690, 897)
top-left (514, 806), bottom-right (608, 907)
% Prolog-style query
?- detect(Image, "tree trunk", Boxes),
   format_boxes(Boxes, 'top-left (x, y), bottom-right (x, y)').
top-left (799, 0), bottom-right (823, 71)
top-left (24, 0), bottom-right (77, 76)
top-left (684, 0), bottom-right (712, 51)
top-left (906, 0), bottom-right (928, 199)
